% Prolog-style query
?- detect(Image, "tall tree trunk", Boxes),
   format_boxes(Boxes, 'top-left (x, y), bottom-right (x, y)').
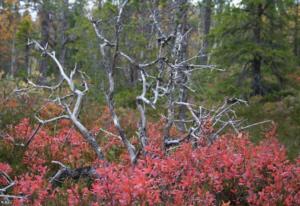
top-left (10, 35), bottom-right (17, 77)
top-left (269, 6), bottom-right (284, 85)
top-left (251, 3), bottom-right (265, 95)
top-left (97, 0), bottom-right (102, 9)
top-left (173, 0), bottom-right (189, 131)
top-left (25, 43), bottom-right (30, 76)
top-left (129, 65), bottom-right (138, 86)
top-left (252, 56), bottom-right (264, 95)
top-left (294, 1), bottom-right (299, 57)
top-left (9, 2), bottom-right (18, 77)
top-left (39, 1), bottom-right (50, 83)
top-left (59, 0), bottom-right (69, 67)
top-left (199, 0), bottom-right (212, 65)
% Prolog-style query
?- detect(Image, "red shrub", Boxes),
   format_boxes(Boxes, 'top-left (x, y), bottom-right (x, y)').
top-left (1, 118), bottom-right (300, 205)
top-left (0, 162), bottom-right (12, 185)
top-left (89, 133), bottom-right (300, 206)
top-left (0, 162), bottom-right (12, 174)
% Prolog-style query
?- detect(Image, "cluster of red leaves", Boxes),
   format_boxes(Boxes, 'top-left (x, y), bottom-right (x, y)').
top-left (8, 118), bottom-right (95, 168)
top-left (0, 163), bottom-right (12, 174)
top-left (12, 165), bottom-right (50, 206)
top-left (2, 118), bottom-right (96, 205)
top-left (0, 118), bottom-right (300, 205)
top-left (90, 133), bottom-right (300, 206)
top-left (0, 162), bottom-right (12, 185)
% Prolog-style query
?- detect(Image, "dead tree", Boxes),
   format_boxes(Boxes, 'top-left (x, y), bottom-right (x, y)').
top-left (175, 99), bottom-right (272, 145)
top-left (173, 0), bottom-right (190, 131)
top-left (92, 0), bottom-right (164, 163)
top-left (27, 40), bottom-right (105, 160)
top-left (148, 1), bottom-right (269, 149)
top-left (22, 1), bottom-right (270, 168)
top-left (38, 0), bottom-right (51, 83)
top-left (150, 1), bottom-right (213, 148)
top-left (91, 1), bottom-right (138, 164)
top-left (199, 0), bottom-right (213, 65)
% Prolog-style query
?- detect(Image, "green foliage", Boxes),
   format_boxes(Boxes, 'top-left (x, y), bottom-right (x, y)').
top-left (190, 65), bottom-right (300, 160)
top-left (1, 2), bottom-right (300, 204)
top-left (0, 80), bottom-right (36, 129)
top-left (115, 87), bottom-right (140, 108)
top-left (211, 0), bottom-right (294, 94)
top-left (237, 94), bottom-right (300, 160)
top-left (16, 13), bottom-right (35, 44)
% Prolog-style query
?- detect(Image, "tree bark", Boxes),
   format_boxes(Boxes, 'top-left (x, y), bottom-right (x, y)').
top-left (39, 1), bottom-right (50, 83)
top-left (10, 36), bottom-right (17, 77)
top-left (92, 1), bottom-right (138, 163)
top-left (173, 0), bottom-right (189, 62)
top-left (71, 115), bottom-right (105, 160)
top-left (10, 2), bottom-right (18, 77)
top-left (25, 43), bottom-right (30, 75)
top-left (173, 0), bottom-right (189, 131)
top-left (97, 0), bottom-right (102, 9)
top-left (199, 0), bottom-right (212, 65)
top-left (251, 3), bottom-right (265, 95)
top-left (59, 0), bottom-right (69, 67)
top-left (294, 1), bottom-right (299, 57)
top-left (252, 56), bottom-right (264, 95)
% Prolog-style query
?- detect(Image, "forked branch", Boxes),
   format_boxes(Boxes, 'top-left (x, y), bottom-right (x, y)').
top-left (27, 40), bottom-right (105, 160)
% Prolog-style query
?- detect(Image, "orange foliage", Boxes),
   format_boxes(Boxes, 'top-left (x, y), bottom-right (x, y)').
top-left (5, 98), bottom-right (18, 109)
top-left (0, 0), bottom-right (19, 64)
top-left (39, 102), bottom-right (64, 120)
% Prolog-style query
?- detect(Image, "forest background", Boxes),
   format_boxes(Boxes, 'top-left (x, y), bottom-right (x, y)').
top-left (0, 0), bottom-right (300, 205)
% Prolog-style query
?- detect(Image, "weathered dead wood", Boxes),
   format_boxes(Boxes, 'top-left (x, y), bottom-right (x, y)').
top-left (50, 161), bottom-right (99, 186)
top-left (27, 40), bottom-right (105, 160)
top-left (0, 171), bottom-right (27, 201)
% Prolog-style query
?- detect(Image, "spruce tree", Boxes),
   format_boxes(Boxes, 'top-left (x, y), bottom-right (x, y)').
top-left (212, 0), bottom-right (292, 95)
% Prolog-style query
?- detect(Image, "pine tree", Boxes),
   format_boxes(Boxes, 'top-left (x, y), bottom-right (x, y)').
top-left (212, 0), bottom-right (293, 95)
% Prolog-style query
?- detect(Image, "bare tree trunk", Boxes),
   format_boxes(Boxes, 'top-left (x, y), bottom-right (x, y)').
top-left (251, 3), bottom-right (265, 96)
top-left (173, 0), bottom-right (189, 131)
top-left (105, 68), bottom-right (137, 163)
top-left (70, 115), bottom-right (105, 160)
top-left (59, 0), bottom-right (69, 67)
top-left (252, 56), bottom-right (264, 95)
top-left (10, 2), bottom-right (18, 77)
top-left (163, 82), bottom-right (175, 150)
top-left (29, 40), bottom-right (105, 160)
top-left (199, 0), bottom-right (212, 65)
top-left (97, 0), bottom-right (102, 9)
top-left (25, 44), bottom-right (31, 76)
top-left (294, 1), bottom-right (299, 57)
top-left (129, 64), bottom-right (138, 86)
top-left (137, 99), bottom-right (147, 148)
top-left (92, 1), bottom-right (138, 164)
top-left (10, 36), bottom-right (17, 77)
top-left (39, 1), bottom-right (50, 83)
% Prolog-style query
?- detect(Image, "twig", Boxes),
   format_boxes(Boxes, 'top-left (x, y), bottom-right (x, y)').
top-left (240, 120), bottom-right (272, 130)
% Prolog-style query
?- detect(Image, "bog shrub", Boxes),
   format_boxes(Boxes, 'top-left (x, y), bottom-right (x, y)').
top-left (0, 118), bottom-right (299, 205)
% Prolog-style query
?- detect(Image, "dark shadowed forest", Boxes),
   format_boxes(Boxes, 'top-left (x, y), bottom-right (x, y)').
top-left (0, 0), bottom-right (300, 205)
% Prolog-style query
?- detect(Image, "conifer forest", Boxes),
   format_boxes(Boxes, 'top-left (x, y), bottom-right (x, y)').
top-left (0, 0), bottom-right (300, 205)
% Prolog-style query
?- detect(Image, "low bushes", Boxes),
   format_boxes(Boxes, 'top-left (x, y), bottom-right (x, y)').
top-left (0, 118), bottom-right (299, 205)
